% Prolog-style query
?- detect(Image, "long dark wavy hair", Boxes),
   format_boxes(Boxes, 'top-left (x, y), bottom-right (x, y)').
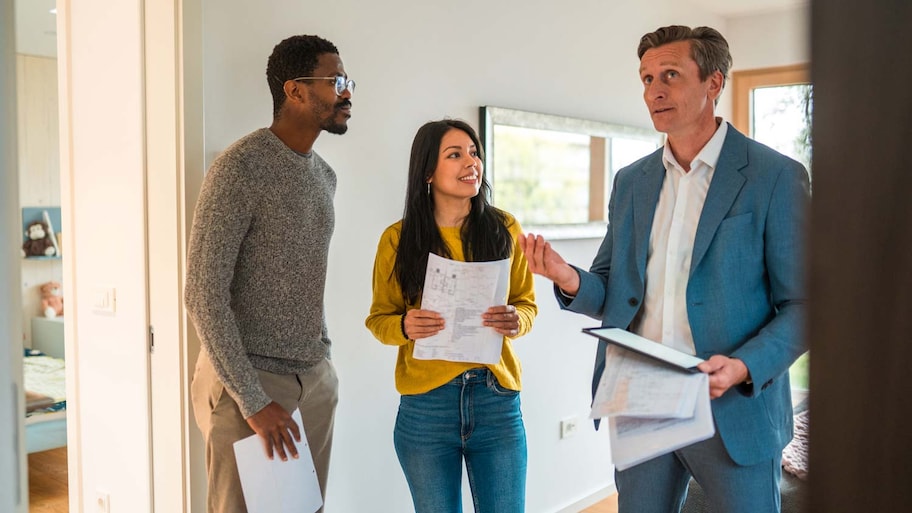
top-left (394, 119), bottom-right (513, 304)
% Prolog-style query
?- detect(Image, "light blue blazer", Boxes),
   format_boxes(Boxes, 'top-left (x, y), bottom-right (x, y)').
top-left (560, 124), bottom-right (810, 466)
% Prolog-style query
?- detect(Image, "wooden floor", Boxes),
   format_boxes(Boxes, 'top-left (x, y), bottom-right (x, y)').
top-left (28, 447), bottom-right (68, 513)
top-left (24, 446), bottom-right (617, 513)
top-left (581, 493), bottom-right (619, 513)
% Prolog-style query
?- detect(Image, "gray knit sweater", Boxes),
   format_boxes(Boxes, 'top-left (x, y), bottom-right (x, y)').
top-left (185, 128), bottom-right (336, 418)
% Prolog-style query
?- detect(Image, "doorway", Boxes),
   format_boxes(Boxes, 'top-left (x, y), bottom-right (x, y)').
top-left (14, 1), bottom-right (69, 511)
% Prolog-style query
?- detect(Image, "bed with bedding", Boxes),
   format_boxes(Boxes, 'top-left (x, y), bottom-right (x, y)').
top-left (23, 348), bottom-right (67, 453)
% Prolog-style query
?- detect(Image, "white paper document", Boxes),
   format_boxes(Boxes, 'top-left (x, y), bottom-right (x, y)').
top-left (415, 252), bottom-right (510, 364)
top-left (233, 409), bottom-right (322, 513)
top-left (591, 344), bottom-right (715, 471)
top-left (590, 344), bottom-right (701, 419)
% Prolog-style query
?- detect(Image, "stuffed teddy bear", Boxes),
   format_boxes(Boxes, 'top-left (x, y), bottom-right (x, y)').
top-left (22, 221), bottom-right (57, 258)
top-left (39, 281), bottom-right (64, 318)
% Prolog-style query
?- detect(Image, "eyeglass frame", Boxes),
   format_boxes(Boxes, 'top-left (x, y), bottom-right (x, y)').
top-left (291, 75), bottom-right (356, 96)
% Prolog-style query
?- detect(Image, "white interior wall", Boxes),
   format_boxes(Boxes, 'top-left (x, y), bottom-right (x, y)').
top-left (17, 54), bottom-right (62, 347)
top-left (181, 1), bottom-right (209, 510)
top-left (728, 5), bottom-right (810, 70)
top-left (200, 2), bottom-right (729, 511)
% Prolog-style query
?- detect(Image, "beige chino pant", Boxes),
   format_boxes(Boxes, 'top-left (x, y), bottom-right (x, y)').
top-left (191, 351), bottom-right (338, 513)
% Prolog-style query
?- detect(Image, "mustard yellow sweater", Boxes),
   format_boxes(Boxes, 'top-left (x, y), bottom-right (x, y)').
top-left (365, 215), bottom-right (537, 395)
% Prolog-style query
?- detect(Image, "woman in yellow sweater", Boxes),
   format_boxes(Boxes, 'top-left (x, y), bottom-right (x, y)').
top-left (366, 119), bottom-right (537, 512)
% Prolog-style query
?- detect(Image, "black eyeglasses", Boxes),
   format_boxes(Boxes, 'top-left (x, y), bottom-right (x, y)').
top-left (292, 75), bottom-right (356, 96)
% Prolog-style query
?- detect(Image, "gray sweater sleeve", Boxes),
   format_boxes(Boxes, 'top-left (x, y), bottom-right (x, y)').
top-left (185, 153), bottom-right (272, 418)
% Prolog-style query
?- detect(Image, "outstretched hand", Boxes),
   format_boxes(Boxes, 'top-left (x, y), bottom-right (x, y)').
top-left (518, 233), bottom-right (580, 295)
top-left (246, 401), bottom-right (300, 461)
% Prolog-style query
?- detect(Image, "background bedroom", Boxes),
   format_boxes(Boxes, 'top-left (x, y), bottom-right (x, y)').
top-left (14, 0), bottom-right (69, 511)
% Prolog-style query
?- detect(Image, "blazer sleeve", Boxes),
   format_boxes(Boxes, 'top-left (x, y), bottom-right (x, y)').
top-left (730, 162), bottom-right (810, 396)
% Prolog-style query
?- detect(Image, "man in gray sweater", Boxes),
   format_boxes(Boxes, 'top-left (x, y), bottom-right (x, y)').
top-left (185, 34), bottom-right (353, 513)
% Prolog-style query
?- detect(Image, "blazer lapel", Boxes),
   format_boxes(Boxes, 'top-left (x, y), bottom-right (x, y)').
top-left (690, 126), bottom-right (748, 275)
top-left (633, 154), bottom-right (666, 281)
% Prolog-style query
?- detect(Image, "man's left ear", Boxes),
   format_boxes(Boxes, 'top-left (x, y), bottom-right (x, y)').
top-left (283, 80), bottom-right (307, 105)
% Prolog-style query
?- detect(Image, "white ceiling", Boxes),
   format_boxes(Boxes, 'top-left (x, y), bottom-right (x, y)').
top-left (15, 0), bottom-right (57, 58)
top-left (688, 0), bottom-right (808, 17)
top-left (13, 0), bottom-right (808, 60)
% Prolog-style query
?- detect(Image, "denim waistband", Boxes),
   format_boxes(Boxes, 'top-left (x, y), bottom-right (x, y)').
top-left (446, 367), bottom-right (492, 385)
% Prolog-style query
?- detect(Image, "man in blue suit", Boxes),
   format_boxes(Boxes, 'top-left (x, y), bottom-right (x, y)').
top-left (519, 25), bottom-right (809, 512)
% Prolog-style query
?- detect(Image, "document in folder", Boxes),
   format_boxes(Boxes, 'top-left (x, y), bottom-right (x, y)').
top-left (608, 372), bottom-right (714, 470)
top-left (582, 327), bottom-right (705, 372)
top-left (589, 341), bottom-right (715, 471)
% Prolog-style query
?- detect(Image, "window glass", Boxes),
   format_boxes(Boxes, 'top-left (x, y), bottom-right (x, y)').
top-left (752, 84), bottom-right (813, 179)
top-left (481, 106), bottom-right (662, 239)
top-left (742, 77), bottom-right (813, 396)
top-left (492, 125), bottom-right (590, 225)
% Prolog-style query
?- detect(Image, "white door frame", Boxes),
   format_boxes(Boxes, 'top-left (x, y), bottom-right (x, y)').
top-left (1, 0), bottom-right (28, 510)
top-left (55, 0), bottom-right (203, 510)
top-left (145, 0), bottom-right (204, 510)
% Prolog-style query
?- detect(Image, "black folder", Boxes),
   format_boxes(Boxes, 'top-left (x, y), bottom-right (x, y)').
top-left (582, 327), bottom-right (705, 372)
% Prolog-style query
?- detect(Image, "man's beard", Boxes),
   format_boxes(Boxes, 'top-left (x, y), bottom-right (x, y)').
top-left (323, 121), bottom-right (348, 135)
top-left (320, 100), bottom-right (351, 135)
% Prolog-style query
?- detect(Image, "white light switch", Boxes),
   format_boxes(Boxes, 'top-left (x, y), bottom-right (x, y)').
top-left (92, 287), bottom-right (116, 314)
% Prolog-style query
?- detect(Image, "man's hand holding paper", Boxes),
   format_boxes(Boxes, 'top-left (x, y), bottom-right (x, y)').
top-left (233, 409), bottom-right (322, 513)
top-left (588, 332), bottom-right (715, 471)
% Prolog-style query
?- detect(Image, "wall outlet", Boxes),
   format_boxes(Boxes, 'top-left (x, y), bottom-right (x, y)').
top-left (96, 490), bottom-right (110, 513)
top-left (560, 416), bottom-right (580, 439)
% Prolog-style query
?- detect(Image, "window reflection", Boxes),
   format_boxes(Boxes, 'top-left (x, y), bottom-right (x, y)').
top-left (492, 125), bottom-right (590, 225)
top-left (480, 106), bottom-right (662, 239)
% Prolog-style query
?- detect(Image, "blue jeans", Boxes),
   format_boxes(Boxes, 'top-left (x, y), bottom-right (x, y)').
top-left (394, 368), bottom-right (527, 513)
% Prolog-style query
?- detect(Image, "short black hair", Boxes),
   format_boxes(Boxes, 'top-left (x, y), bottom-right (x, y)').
top-left (266, 35), bottom-right (339, 118)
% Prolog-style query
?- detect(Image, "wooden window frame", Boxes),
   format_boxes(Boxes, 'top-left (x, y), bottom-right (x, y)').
top-left (731, 64), bottom-right (810, 136)
top-left (732, 64), bottom-right (812, 396)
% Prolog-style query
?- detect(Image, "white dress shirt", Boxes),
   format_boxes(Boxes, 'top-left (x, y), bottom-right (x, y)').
top-left (630, 120), bottom-right (728, 355)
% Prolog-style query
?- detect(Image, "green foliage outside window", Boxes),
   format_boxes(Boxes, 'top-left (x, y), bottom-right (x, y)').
top-left (491, 125), bottom-right (590, 224)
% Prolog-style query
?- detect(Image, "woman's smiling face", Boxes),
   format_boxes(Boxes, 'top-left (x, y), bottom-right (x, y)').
top-left (428, 128), bottom-right (483, 202)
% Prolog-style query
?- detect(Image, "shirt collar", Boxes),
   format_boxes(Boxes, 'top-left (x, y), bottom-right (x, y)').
top-left (662, 118), bottom-right (729, 173)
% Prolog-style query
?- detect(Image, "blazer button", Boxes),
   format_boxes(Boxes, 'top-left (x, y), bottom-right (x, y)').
top-left (628, 297), bottom-right (639, 307)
